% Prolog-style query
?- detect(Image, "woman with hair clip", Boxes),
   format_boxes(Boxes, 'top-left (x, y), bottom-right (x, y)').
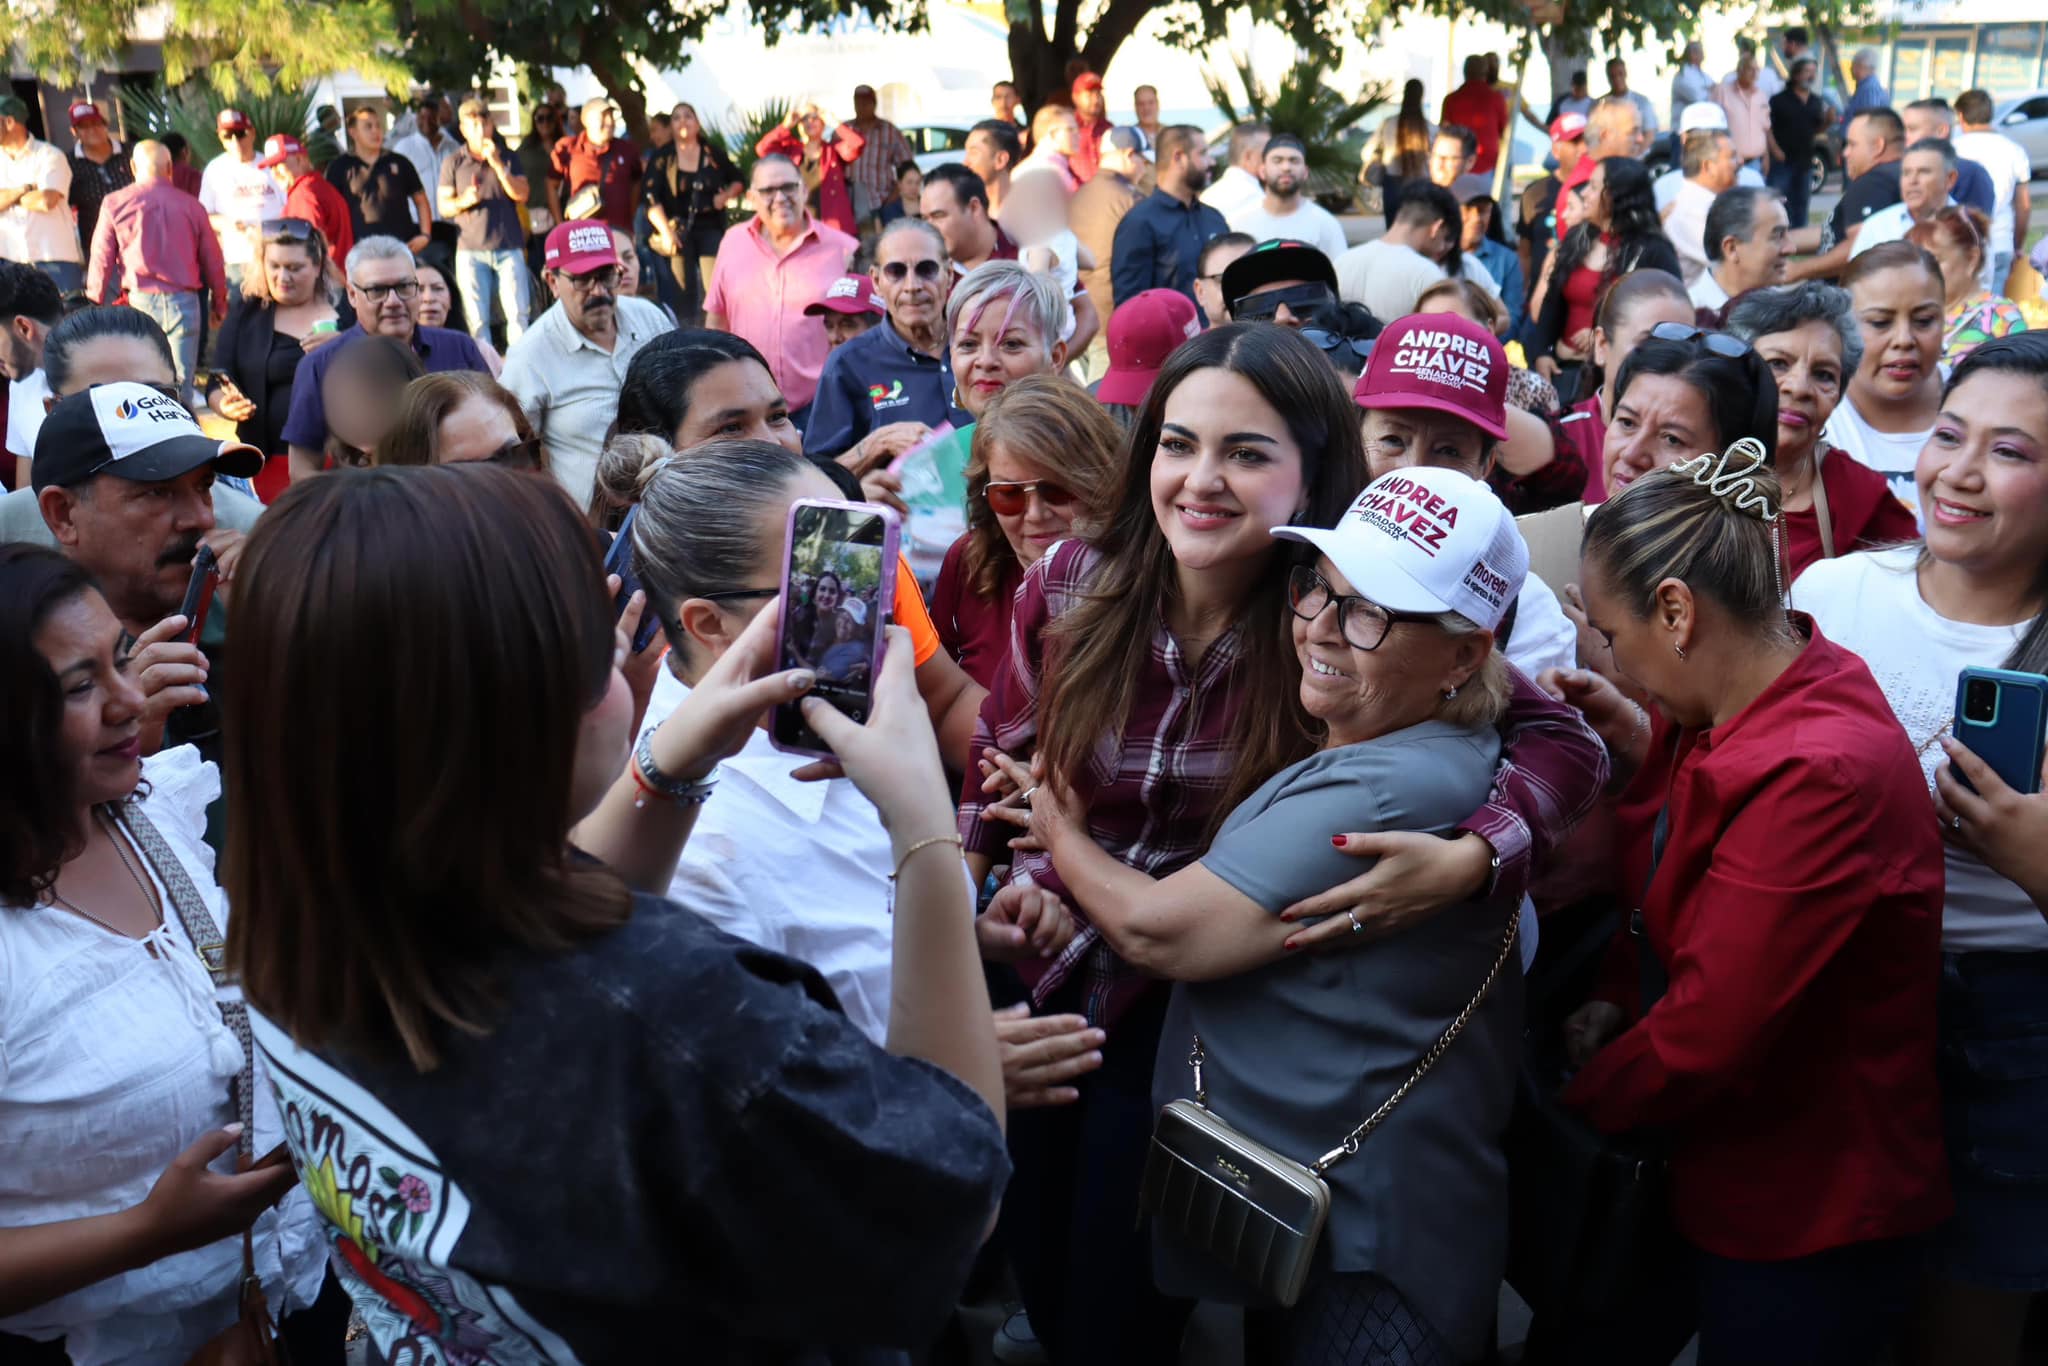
top-left (1791, 333), bottom-right (2048, 1366)
top-left (1529, 159), bottom-right (1682, 390)
top-left (226, 464), bottom-right (1008, 1362)
top-left (1725, 282), bottom-right (1920, 579)
top-left (1827, 241), bottom-right (1947, 513)
top-left (1599, 324), bottom-right (1780, 501)
top-left (962, 323), bottom-right (1609, 1366)
top-left (1546, 444), bottom-right (1948, 1365)
top-left (0, 544), bottom-right (341, 1366)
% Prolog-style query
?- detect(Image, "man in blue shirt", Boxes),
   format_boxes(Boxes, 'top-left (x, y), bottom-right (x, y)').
top-left (1846, 49), bottom-right (1889, 117)
top-left (804, 218), bottom-right (965, 467)
top-left (1110, 125), bottom-right (1227, 306)
top-left (282, 235), bottom-right (488, 475)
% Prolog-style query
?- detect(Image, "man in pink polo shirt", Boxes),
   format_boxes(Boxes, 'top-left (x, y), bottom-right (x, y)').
top-left (704, 153), bottom-right (857, 420)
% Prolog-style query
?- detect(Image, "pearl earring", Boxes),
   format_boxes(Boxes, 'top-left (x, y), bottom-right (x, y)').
top-left (1443, 685), bottom-right (1460, 700)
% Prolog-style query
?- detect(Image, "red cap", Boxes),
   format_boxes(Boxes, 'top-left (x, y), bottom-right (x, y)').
top-left (216, 109), bottom-right (252, 133)
top-left (1548, 111), bottom-right (1587, 142)
top-left (1353, 312), bottom-right (1509, 440)
top-left (1098, 289), bottom-right (1200, 406)
top-left (544, 220), bottom-right (620, 275)
top-left (68, 102), bottom-right (105, 128)
top-left (256, 134), bottom-right (303, 168)
top-left (1072, 73), bottom-right (1104, 93)
top-left (804, 274), bottom-right (885, 316)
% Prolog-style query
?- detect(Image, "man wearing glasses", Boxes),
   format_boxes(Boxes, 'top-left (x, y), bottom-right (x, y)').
top-left (84, 142), bottom-right (227, 407)
top-left (704, 154), bottom-right (856, 428)
top-left (279, 235), bottom-right (488, 480)
top-left (500, 220), bottom-right (671, 506)
top-left (804, 218), bottom-right (965, 466)
top-left (198, 108), bottom-right (285, 294)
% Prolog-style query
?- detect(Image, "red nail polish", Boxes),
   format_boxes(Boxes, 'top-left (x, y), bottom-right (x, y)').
top-left (1331, 835), bottom-right (1345, 848)
top-left (1283, 939), bottom-right (1298, 952)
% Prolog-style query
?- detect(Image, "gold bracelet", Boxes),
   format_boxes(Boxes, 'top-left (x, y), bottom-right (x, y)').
top-left (891, 834), bottom-right (964, 882)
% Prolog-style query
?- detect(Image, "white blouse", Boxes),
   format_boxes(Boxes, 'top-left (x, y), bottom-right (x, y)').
top-left (0, 747), bottom-right (328, 1366)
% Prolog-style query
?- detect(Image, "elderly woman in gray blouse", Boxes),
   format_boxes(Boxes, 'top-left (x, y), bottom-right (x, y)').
top-left (1001, 466), bottom-right (1530, 1366)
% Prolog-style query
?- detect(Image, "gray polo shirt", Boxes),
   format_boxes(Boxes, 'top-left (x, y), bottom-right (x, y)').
top-left (1151, 718), bottom-right (1520, 1361)
top-left (499, 294), bottom-right (672, 508)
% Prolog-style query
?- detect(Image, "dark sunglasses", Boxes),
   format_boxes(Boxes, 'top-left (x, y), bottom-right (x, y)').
top-left (1233, 282), bottom-right (1333, 322)
top-left (1299, 328), bottom-right (1374, 366)
top-left (1286, 563), bottom-right (1435, 653)
top-left (485, 437), bottom-right (544, 469)
top-left (261, 217), bottom-right (315, 242)
top-left (880, 259), bottom-right (944, 283)
top-left (1648, 321), bottom-right (1751, 358)
top-left (985, 478), bottom-right (1078, 517)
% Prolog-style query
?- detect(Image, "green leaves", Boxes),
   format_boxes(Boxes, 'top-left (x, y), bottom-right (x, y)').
top-left (1205, 53), bottom-right (1388, 210)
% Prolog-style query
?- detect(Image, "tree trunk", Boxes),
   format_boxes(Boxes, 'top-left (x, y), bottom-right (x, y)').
top-left (1006, 0), bottom-right (1149, 111)
top-left (582, 37), bottom-right (648, 143)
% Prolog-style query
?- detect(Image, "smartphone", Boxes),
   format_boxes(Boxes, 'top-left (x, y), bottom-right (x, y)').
top-left (602, 505), bottom-right (662, 654)
top-left (771, 499), bottom-right (900, 758)
top-left (1954, 666), bottom-right (2048, 796)
top-left (178, 544), bottom-right (219, 646)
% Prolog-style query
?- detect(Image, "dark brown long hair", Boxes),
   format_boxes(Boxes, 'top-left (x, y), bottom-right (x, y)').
top-left (224, 465), bottom-right (629, 1071)
top-left (0, 546), bottom-right (102, 906)
top-left (1036, 324), bottom-right (1366, 830)
top-left (962, 374), bottom-right (1123, 600)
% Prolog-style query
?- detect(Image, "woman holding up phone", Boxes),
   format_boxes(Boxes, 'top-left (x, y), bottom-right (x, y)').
top-left (1791, 332), bottom-right (2048, 1366)
top-left (226, 465), bottom-right (1007, 1361)
top-left (0, 545), bottom-right (340, 1365)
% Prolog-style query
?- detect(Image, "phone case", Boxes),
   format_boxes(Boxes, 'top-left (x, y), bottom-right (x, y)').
top-left (603, 507), bottom-right (661, 653)
top-left (770, 499), bottom-right (901, 760)
top-left (1955, 666), bottom-right (2048, 797)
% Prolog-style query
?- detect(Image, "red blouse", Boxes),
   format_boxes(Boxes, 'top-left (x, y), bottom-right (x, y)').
top-left (1561, 262), bottom-right (1602, 349)
top-left (928, 534), bottom-right (1019, 691)
top-left (1782, 444), bottom-right (1921, 582)
top-left (1566, 618), bottom-right (1950, 1259)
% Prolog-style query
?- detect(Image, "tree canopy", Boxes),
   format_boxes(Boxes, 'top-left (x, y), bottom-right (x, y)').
top-left (2, 0), bottom-right (404, 95)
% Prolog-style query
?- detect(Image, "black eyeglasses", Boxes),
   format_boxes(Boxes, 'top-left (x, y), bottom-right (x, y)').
top-left (1287, 563), bottom-right (1435, 652)
top-left (700, 587), bottom-right (780, 603)
top-left (485, 437), bottom-right (543, 469)
top-left (561, 266), bottom-right (620, 291)
top-left (1648, 321), bottom-right (1751, 358)
top-left (354, 279), bottom-right (420, 301)
top-left (1233, 282), bottom-right (1334, 322)
top-left (755, 181), bottom-right (804, 200)
top-left (1299, 328), bottom-right (1374, 366)
top-left (880, 259), bottom-right (944, 283)
top-left (261, 217), bottom-right (315, 242)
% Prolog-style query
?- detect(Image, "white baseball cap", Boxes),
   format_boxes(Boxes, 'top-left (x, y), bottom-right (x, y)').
top-left (1678, 102), bottom-right (1730, 134)
top-left (1272, 467), bottom-right (1528, 632)
top-left (839, 597), bottom-right (868, 626)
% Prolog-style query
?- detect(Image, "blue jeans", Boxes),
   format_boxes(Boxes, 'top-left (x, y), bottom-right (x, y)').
top-left (1768, 160), bottom-right (1813, 230)
top-left (454, 246), bottom-right (531, 346)
top-left (131, 289), bottom-right (202, 409)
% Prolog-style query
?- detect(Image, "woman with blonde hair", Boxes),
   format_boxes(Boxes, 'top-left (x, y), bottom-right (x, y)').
top-left (208, 219), bottom-right (345, 495)
top-left (928, 374), bottom-right (1122, 686)
top-left (756, 101), bottom-right (864, 237)
top-left (373, 370), bottom-right (548, 473)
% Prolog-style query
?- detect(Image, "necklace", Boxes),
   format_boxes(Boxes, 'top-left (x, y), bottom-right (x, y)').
top-left (41, 806), bottom-right (165, 939)
top-left (1913, 718), bottom-right (1952, 761)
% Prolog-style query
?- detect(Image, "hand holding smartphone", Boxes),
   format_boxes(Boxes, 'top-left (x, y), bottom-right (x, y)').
top-left (178, 545), bottom-right (220, 646)
top-left (1955, 666), bottom-right (2048, 796)
top-left (603, 506), bottom-right (663, 654)
top-left (770, 499), bottom-right (900, 758)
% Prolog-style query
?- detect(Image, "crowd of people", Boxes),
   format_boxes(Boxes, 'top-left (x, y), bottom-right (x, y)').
top-left (3, 33), bottom-right (2048, 1366)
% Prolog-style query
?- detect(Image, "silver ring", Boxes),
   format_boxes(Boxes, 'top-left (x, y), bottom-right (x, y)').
top-left (1953, 815), bottom-right (1963, 832)
top-left (1017, 785), bottom-right (1038, 806)
top-left (1347, 910), bottom-right (1363, 934)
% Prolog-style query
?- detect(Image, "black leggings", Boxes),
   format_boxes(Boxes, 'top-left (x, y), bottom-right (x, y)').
top-left (1243, 1272), bottom-right (1456, 1366)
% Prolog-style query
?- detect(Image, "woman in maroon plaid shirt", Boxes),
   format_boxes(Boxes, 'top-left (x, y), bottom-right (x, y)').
top-left (963, 324), bottom-right (1608, 1365)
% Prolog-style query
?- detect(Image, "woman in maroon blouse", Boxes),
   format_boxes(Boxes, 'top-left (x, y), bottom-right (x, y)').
top-left (1547, 447), bottom-right (1948, 1364)
top-left (928, 375), bottom-right (1122, 688)
top-left (1724, 282), bottom-right (1920, 580)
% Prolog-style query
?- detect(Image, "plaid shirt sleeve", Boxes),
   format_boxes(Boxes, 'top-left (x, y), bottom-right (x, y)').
top-left (1459, 662), bottom-right (1611, 904)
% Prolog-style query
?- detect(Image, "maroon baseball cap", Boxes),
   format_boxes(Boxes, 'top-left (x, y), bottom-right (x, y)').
top-left (1073, 73), bottom-right (1104, 93)
top-left (68, 102), bottom-right (105, 128)
top-left (1353, 312), bottom-right (1509, 440)
top-left (804, 274), bottom-right (885, 317)
top-left (256, 134), bottom-right (303, 168)
top-left (544, 221), bottom-right (620, 275)
top-left (1548, 111), bottom-right (1587, 143)
top-left (217, 109), bottom-right (252, 134)
top-left (1099, 289), bottom-right (1200, 406)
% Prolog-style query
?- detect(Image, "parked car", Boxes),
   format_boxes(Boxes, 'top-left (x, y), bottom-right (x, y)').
top-left (903, 125), bottom-right (972, 175)
top-left (1993, 91), bottom-right (2048, 178)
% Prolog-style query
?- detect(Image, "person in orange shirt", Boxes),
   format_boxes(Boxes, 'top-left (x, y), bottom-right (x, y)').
top-left (258, 134), bottom-right (354, 264)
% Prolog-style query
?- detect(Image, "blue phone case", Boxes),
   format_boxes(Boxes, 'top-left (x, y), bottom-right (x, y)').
top-left (1954, 666), bottom-right (2048, 796)
top-left (603, 506), bottom-right (661, 654)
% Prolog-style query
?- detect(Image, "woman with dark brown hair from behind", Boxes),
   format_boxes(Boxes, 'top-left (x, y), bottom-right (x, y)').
top-left (373, 370), bottom-right (549, 473)
top-left (223, 463), bottom-right (1006, 1361)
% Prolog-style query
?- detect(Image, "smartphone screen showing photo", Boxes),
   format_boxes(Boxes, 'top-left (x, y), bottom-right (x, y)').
top-left (773, 503), bottom-right (892, 753)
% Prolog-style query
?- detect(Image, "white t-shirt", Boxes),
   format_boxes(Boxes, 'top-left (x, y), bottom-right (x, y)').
top-left (198, 152), bottom-right (286, 267)
top-left (1454, 251), bottom-right (1500, 301)
top-left (1227, 198), bottom-right (1349, 263)
top-left (1662, 178), bottom-right (1717, 285)
top-left (1199, 164), bottom-right (1265, 222)
top-left (1822, 395), bottom-right (1929, 520)
top-left (1688, 269), bottom-right (1730, 312)
top-left (1953, 129), bottom-right (2031, 256)
top-left (6, 367), bottom-right (48, 462)
top-left (1503, 574), bottom-right (1576, 678)
top-left (1791, 547), bottom-right (2048, 953)
top-left (1335, 239), bottom-right (1446, 324)
top-left (0, 137), bottom-right (79, 265)
top-left (1652, 163), bottom-right (1763, 212)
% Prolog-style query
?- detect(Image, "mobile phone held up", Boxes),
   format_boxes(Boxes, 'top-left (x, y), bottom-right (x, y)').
top-left (178, 544), bottom-right (219, 646)
top-left (1954, 666), bottom-right (2048, 796)
top-left (771, 499), bottom-right (900, 759)
top-left (602, 506), bottom-right (663, 655)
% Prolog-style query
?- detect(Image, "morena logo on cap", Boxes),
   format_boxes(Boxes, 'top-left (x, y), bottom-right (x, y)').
top-left (1387, 327), bottom-right (1493, 397)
